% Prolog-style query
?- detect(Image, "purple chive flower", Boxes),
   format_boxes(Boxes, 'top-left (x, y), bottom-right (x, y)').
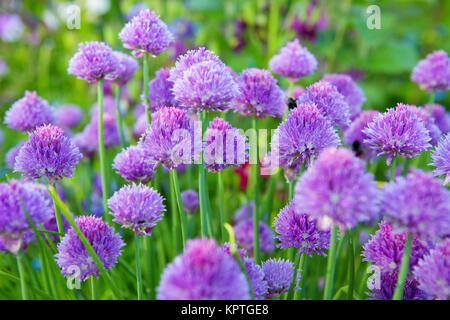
top-left (411, 50), bottom-right (450, 92)
top-left (414, 238), bottom-right (450, 300)
top-left (55, 104), bottom-right (83, 129)
top-left (269, 39), bottom-right (317, 82)
top-left (169, 47), bottom-right (238, 112)
top-left (274, 202), bottom-right (330, 257)
top-left (363, 103), bottom-right (432, 165)
top-left (234, 219), bottom-right (275, 254)
top-left (273, 103), bottom-right (340, 182)
top-left (262, 258), bottom-right (298, 299)
top-left (362, 221), bottom-right (428, 272)
top-left (431, 133), bottom-right (450, 185)
top-left (113, 145), bottom-right (157, 184)
top-left (381, 170), bottom-right (450, 240)
top-left (0, 14), bottom-right (24, 42)
top-left (119, 9), bottom-right (173, 58)
top-left (157, 238), bottom-right (251, 300)
top-left (424, 103), bottom-right (450, 135)
top-left (90, 95), bottom-right (119, 117)
top-left (297, 80), bottom-right (350, 127)
top-left (368, 271), bottom-right (426, 300)
top-left (244, 257), bottom-right (268, 300)
top-left (5, 141), bottom-right (25, 169)
top-left (139, 107), bottom-right (200, 170)
top-left (14, 125), bottom-right (82, 184)
top-left (294, 148), bottom-right (380, 230)
top-left (322, 73), bottom-right (366, 119)
top-left (233, 201), bottom-right (254, 223)
top-left (343, 110), bottom-right (381, 161)
top-left (180, 190), bottom-right (199, 215)
top-left (4, 91), bottom-right (55, 132)
top-left (112, 51), bottom-right (139, 86)
top-left (108, 184), bottom-right (165, 236)
top-left (290, 0), bottom-right (327, 42)
top-left (79, 113), bottom-right (121, 152)
top-left (204, 117), bottom-right (248, 172)
top-left (55, 216), bottom-right (124, 281)
top-left (147, 67), bottom-right (179, 112)
top-left (232, 68), bottom-right (285, 118)
top-left (68, 41), bottom-right (118, 84)
top-left (407, 104), bottom-right (442, 146)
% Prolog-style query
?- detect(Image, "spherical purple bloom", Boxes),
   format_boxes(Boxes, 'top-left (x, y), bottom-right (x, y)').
top-left (180, 190), bottom-right (199, 215)
top-left (55, 216), bottom-right (125, 281)
top-left (113, 51), bottom-right (139, 86)
top-left (243, 257), bottom-right (268, 300)
top-left (147, 67), bottom-right (179, 112)
top-left (269, 39), bottom-right (317, 82)
top-left (119, 9), bottom-right (173, 58)
top-left (4, 91), bottom-right (55, 132)
top-left (424, 103), bottom-right (450, 135)
top-left (362, 221), bottom-right (428, 272)
top-left (55, 104), bottom-right (83, 129)
top-left (407, 104), bottom-right (442, 146)
top-left (204, 117), bottom-right (248, 172)
top-left (363, 103), bottom-right (432, 165)
top-left (108, 184), bottom-right (165, 236)
top-left (273, 103), bottom-right (340, 182)
top-left (14, 125), bottom-right (82, 184)
top-left (68, 41), bottom-right (118, 84)
top-left (411, 50), bottom-right (450, 92)
top-left (414, 238), bottom-right (450, 300)
top-left (262, 258), bottom-right (298, 299)
top-left (381, 170), bottom-right (450, 240)
top-left (343, 110), bottom-right (381, 161)
top-left (322, 73), bottom-right (366, 119)
top-left (274, 202), bottom-right (330, 257)
top-left (157, 238), bottom-right (250, 300)
top-left (113, 145), bottom-right (157, 184)
top-left (5, 141), bottom-right (25, 169)
top-left (232, 68), bottom-right (285, 118)
top-left (139, 107), bottom-right (200, 170)
top-left (297, 80), bottom-right (350, 127)
top-left (294, 148), bottom-right (380, 230)
top-left (233, 201), bottom-right (254, 223)
top-left (431, 133), bottom-right (450, 185)
top-left (79, 113), bottom-right (121, 151)
top-left (368, 271), bottom-right (426, 300)
top-left (234, 219), bottom-right (274, 254)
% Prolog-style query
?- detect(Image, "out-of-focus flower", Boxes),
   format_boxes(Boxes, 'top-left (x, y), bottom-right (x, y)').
top-left (5, 91), bottom-right (55, 132)
top-left (85, 0), bottom-right (110, 16)
top-left (55, 216), bottom-right (124, 281)
top-left (424, 103), bottom-right (450, 135)
top-left (411, 50), bottom-right (450, 92)
top-left (290, 0), bottom-right (327, 42)
top-left (157, 238), bottom-right (250, 300)
top-left (55, 104), bottom-right (83, 129)
top-left (233, 201), bottom-right (254, 224)
top-left (77, 113), bottom-right (121, 152)
top-left (133, 114), bottom-right (147, 140)
top-left (180, 190), bottom-right (199, 215)
top-left (0, 14), bottom-right (24, 42)
top-left (363, 103), bottom-right (432, 165)
top-left (431, 133), bottom-right (450, 185)
top-left (169, 18), bottom-right (196, 40)
top-left (262, 258), bottom-right (298, 299)
top-left (5, 141), bottom-right (25, 169)
top-left (113, 51), bottom-right (139, 86)
top-left (407, 104), bottom-right (442, 146)
top-left (113, 145), bottom-right (157, 184)
top-left (234, 219), bottom-right (274, 254)
top-left (125, 3), bottom-right (148, 21)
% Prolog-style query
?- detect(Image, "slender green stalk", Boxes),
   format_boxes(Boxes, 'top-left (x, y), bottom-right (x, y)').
top-left (252, 116), bottom-right (261, 264)
top-left (135, 234), bottom-right (143, 300)
top-left (198, 111), bottom-right (209, 238)
top-left (295, 253), bottom-right (307, 300)
top-left (144, 237), bottom-right (155, 299)
top-left (90, 276), bottom-right (97, 300)
top-left (49, 184), bottom-right (64, 237)
top-left (143, 53), bottom-right (151, 126)
top-left (393, 233), bottom-right (412, 300)
top-left (114, 85), bottom-right (126, 149)
top-left (427, 91), bottom-right (435, 115)
top-left (390, 156), bottom-right (397, 181)
top-left (169, 174), bottom-right (180, 253)
top-left (323, 225), bottom-right (338, 299)
top-left (347, 229), bottom-right (355, 300)
top-left (217, 170), bottom-right (226, 242)
top-left (170, 169), bottom-right (187, 248)
top-left (286, 252), bottom-right (301, 300)
top-left (16, 251), bottom-right (29, 300)
top-left (288, 181), bottom-right (294, 200)
top-left (97, 80), bottom-right (111, 224)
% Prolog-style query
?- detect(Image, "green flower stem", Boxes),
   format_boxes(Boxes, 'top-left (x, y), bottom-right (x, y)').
top-left (90, 276), bottom-right (97, 300)
top-left (262, 169), bottom-right (279, 223)
top-left (135, 234), bottom-right (143, 300)
top-left (288, 181), bottom-right (294, 200)
top-left (170, 169), bottom-right (187, 248)
top-left (97, 80), bottom-right (111, 225)
top-left (393, 233), bottom-right (412, 300)
top-left (295, 253), bottom-right (307, 300)
top-left (428, 91), bottom-right (435, 115)
top-left (252, 116), bottom-right (261, 264)
top-left (347, 229), bottom-right (355, 300)
top-left (16, 251), bottom-right (29, 300)
top-left (114, 85), bottom-right (126, 149)
top-left (49, 184), bottom-right (64, 237)
top-left (143, 53), bottom-right (151, 126)
top-left (323, 225), bottom-right (338, 300)
top-left (286, 251), bottom-right (301, 300)
top-left (198, 111), bottom-right (209, 238)
top-left (390, 156), bottom-right (397, 181)
top-left (217, 170), bottom-right (226, 242)
top-left (169, 176), bottom-right (180, 253)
